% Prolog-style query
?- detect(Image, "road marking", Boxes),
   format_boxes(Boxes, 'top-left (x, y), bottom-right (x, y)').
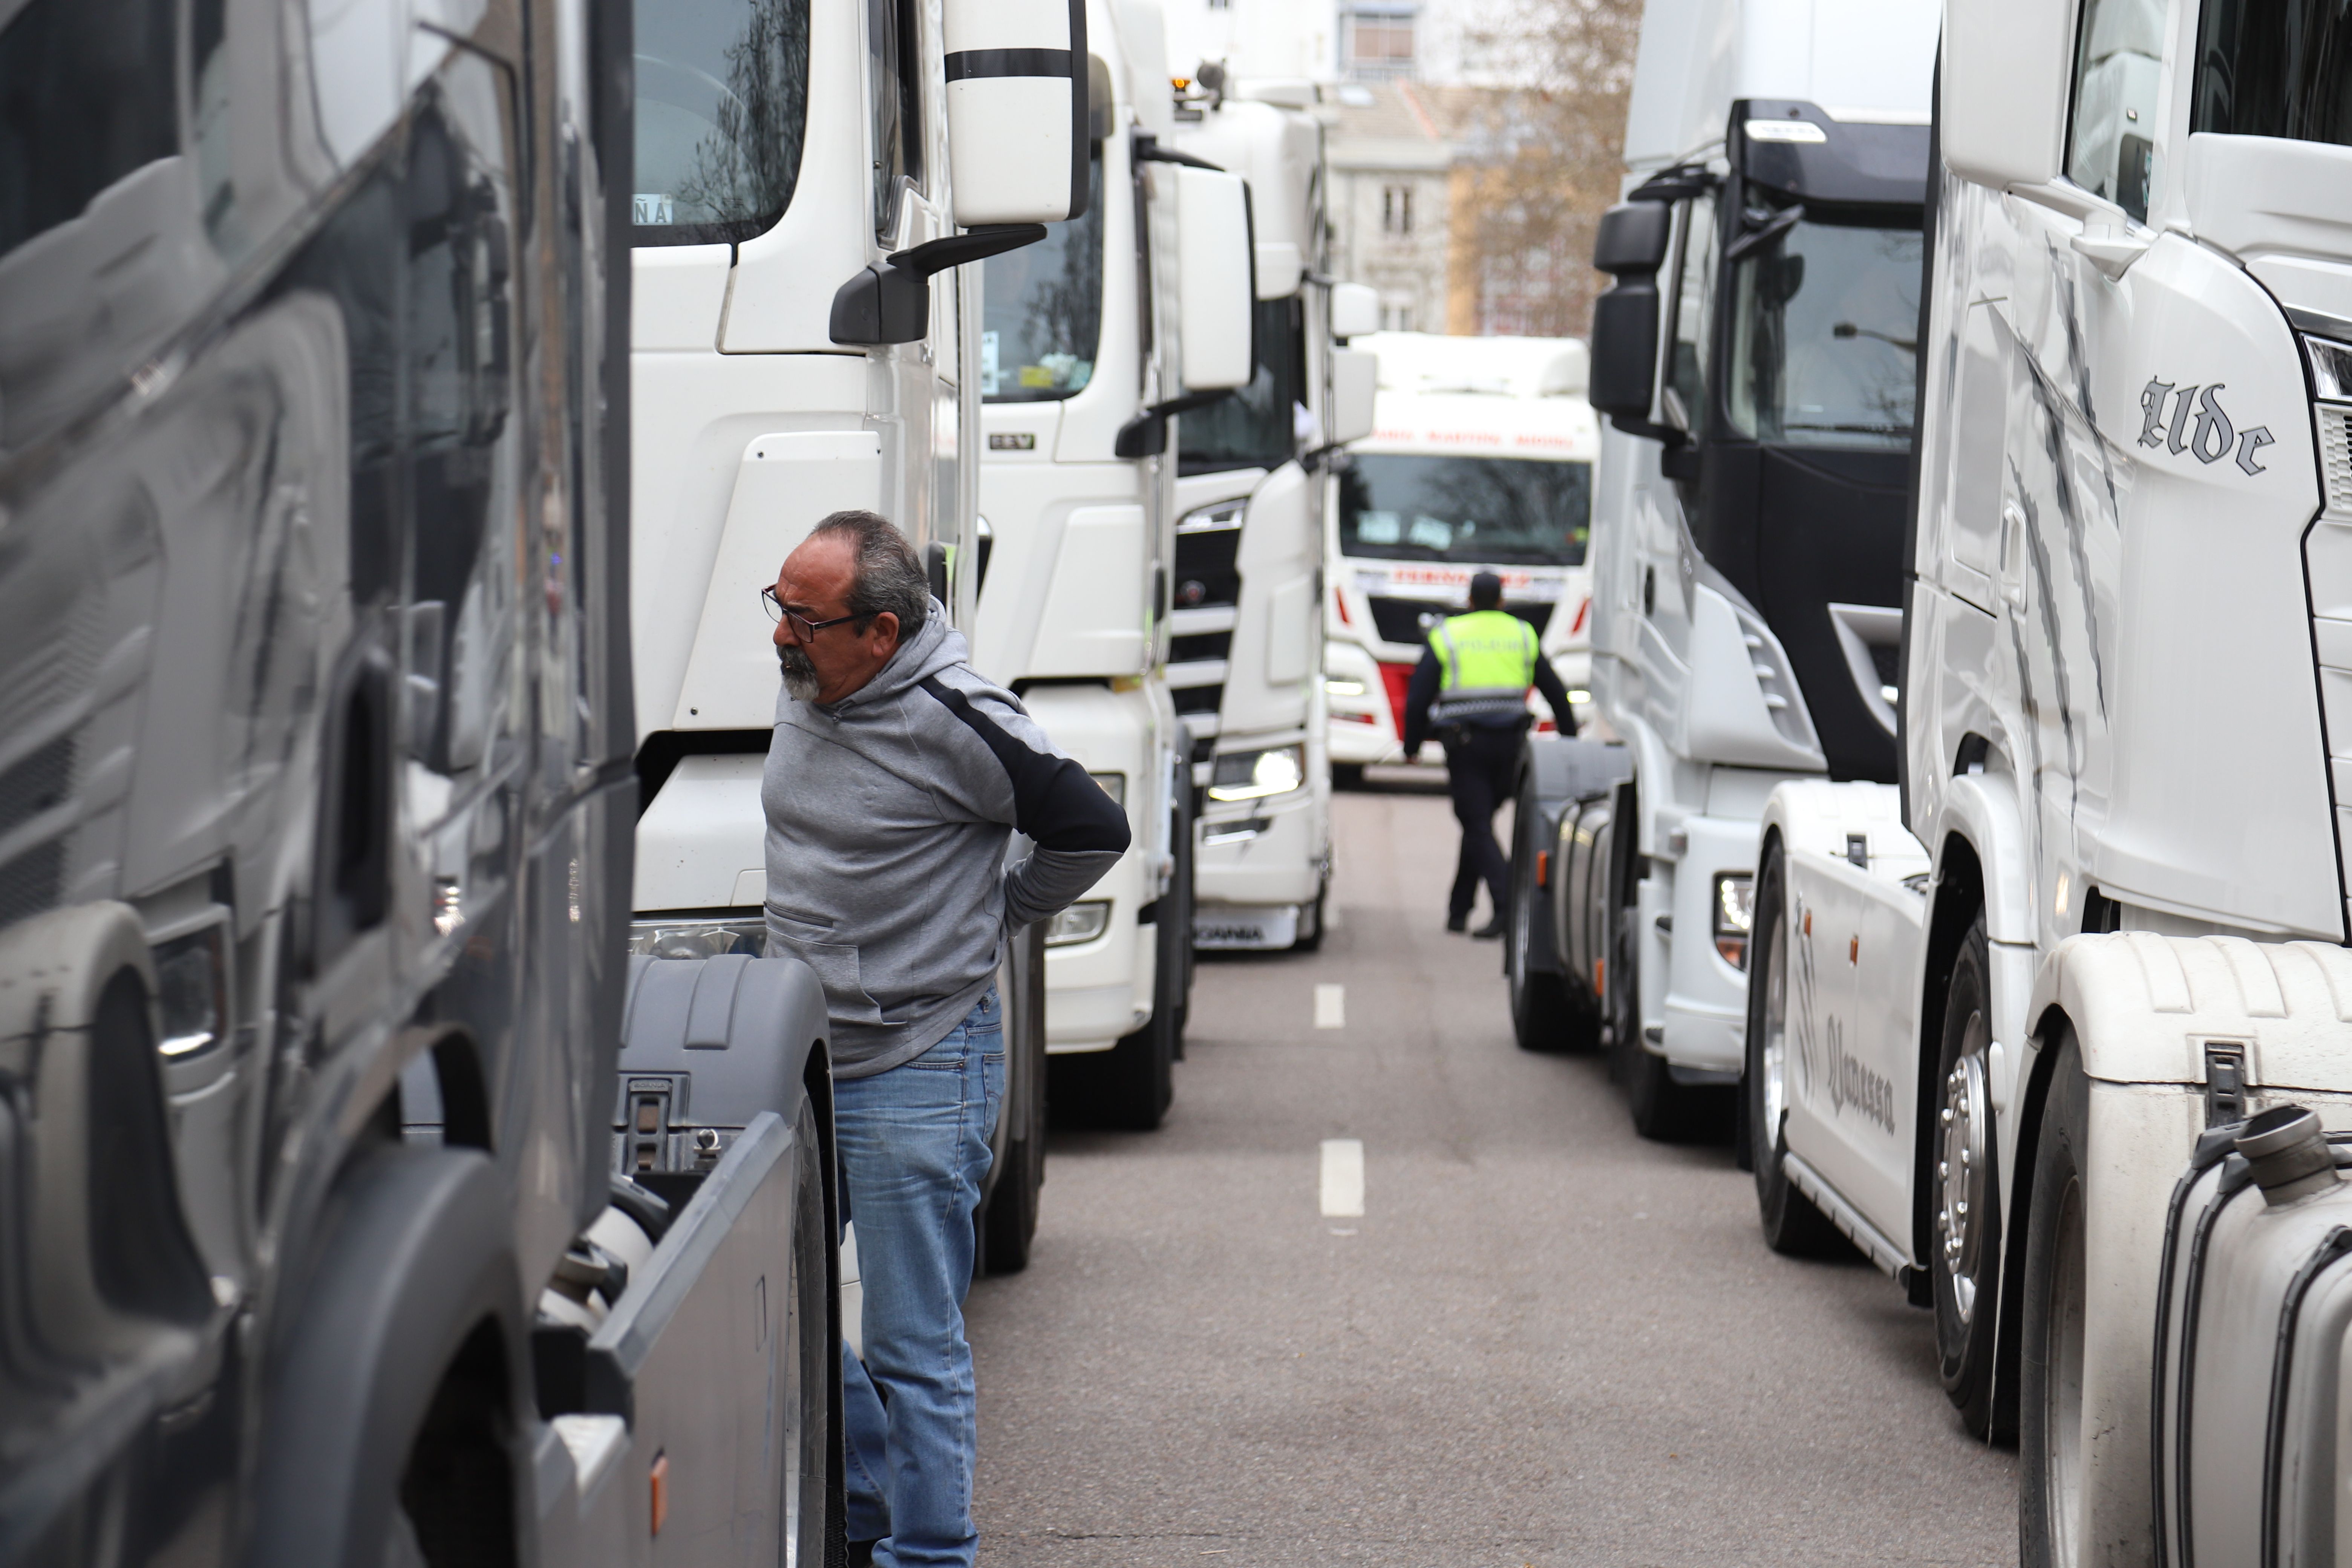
top-left (1320, 1138), bottom-right (1364, 1216)
top-left (1314, 983), bottom-right (1345, 1029)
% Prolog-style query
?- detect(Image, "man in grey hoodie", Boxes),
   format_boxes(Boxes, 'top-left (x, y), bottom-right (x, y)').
top-left (761, 510), bottom-right (1127, 1568)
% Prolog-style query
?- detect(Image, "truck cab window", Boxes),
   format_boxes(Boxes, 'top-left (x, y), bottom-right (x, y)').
top-left (2067, 0), bottom-right (2164, 221)
top-left (632, 0), bottom-right (809, 246)
top-left (868, 0), bottom-right (923, 239)
top-left (1664, 197), bottom-right (1717, 434)
top-left (2193, 0), bottom-right (2352, 149)
top-left (1178, 298), bottom-right (1304, 474)
top-left (0, 0), bottom-right (177, 263)
top-left (982, 151), bottom-right (1106, 401)
top-left (1724, 218), bottom-right (1919, 449)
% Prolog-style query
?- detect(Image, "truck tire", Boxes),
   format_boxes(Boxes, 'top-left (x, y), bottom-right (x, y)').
top-left (1743, 846), bottom-right (1844, 1254)
top-left (980, 924), bottom-right (1049, 1274)
top-left (1506, 770), bottom-right (1573, 1052)
top-left (1170, 784), bottom-right (1196, 1043)
top-left (1050, 1005), bottom-right (1173, 1130)
top-left (2020, 1030), bottom-right (2091, 1568)
top-left (1932, 911), bottom-right (2006, 1439)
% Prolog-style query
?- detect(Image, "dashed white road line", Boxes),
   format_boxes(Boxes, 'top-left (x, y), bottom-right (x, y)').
top-left (1313, 983), bottom-right (1345, 1029)
top-left (1320, 1138), bottom-right (1364, 1217)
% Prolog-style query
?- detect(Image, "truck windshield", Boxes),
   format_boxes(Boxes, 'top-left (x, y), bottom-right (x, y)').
top-left (1337, 454), bottom-right (1591, 567)
top-left (633, 0), bottom-right (809, 247)
top-left (983, 153), bottom-right (1105, 401)
top-left (1178, 299), bottom-right (1303, 473)
top-left (1724, 218), bottom-right (1920, 449)
top-left (2193, 0), bottom-right (2352, 147)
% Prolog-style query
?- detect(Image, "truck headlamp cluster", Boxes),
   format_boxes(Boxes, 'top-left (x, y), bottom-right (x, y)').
top-left (1208, 744), bottom-right (1305, 802)
top-left (629, 918), bottom-right (766, 960)
top-left (2305, 334), bottom-right (2352, 515)
top-left (1713, 872), bottom-right (1756, 969)
top-left (1045, 900), bottom-right (1112, 947)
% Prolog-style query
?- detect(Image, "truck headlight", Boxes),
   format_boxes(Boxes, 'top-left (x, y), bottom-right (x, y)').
top-left (1207, 744), bottom-right (1305, 801)
top-left (1325, 677), bottom-right (1366, 697)
top-left (1713, 873), bottom-right (1755, 970)
top-left (1089, 771), bottom-right (1126, 807)
top-left (1046, 900), bottom-right (1112, 947)
top-left (630, 917), bottom-right (767, 959)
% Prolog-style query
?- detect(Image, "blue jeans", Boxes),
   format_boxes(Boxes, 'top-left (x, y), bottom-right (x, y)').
top-left (836, 989), bottom-right (1004, 1567)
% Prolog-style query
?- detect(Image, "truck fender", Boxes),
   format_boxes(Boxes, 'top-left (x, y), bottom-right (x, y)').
top-left (251, 1144), bottom-right (528, 1568)
top-left (1932, 771), bottom-right (2034, 947)
top-left (2027, 930), bottom-right (2352, 1091)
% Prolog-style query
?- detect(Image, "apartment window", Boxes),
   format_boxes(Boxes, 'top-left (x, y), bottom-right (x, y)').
top-left (1381, 184), bottom-right (1413, 235)
top-left (1346, 8), bottom-right (1415, 75)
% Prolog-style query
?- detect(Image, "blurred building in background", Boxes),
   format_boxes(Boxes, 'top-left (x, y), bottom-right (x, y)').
top-left (1162, 0), bottom-right (1636, 339)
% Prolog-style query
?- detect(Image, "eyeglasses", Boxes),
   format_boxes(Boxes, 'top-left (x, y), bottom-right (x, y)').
top-left (761, 586), bottom-right (871, 641)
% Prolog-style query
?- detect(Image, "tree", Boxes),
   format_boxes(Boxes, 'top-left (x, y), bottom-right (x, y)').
top-left (1449, 0), bottom-right (1642, 338)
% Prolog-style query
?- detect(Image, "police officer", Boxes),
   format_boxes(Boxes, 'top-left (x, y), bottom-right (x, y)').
top-left (1400, 571), bottom-right (1577, 936)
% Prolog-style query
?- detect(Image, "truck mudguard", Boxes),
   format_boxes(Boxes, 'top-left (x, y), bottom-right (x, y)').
top-left (1931, 770), bottom-right (2035, 949)
top-left (614, 954), bottom-right (831, 1182)
top-left (250, 1145), bottom-right (527, 1568)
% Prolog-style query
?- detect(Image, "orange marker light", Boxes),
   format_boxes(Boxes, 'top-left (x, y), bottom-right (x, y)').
top-left (650, 1452), bottom-right (669, 1536)
top-left (1536, 850), bottom-right (1549, 888)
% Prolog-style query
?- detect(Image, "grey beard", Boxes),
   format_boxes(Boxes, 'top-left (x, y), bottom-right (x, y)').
top-left (778, 645), bottom-right (821, 703)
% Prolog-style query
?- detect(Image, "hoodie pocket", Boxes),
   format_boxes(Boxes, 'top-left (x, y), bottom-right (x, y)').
top-left (764, 909), bottom-right (890, 1026)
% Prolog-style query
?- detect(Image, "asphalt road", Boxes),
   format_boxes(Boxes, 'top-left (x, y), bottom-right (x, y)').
top-left (966, 781), bottom-right (2018, 1566)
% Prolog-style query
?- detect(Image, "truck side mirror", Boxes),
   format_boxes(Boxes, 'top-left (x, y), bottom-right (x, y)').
top-left (1329, 281), bottom-right (1379, 341)
top-left (1329, 348), bottom-right (1377, 445)
top-left (941, 0), bottom-right (1090, 224)
top-left (1588, 201), bottom-right (1671, 425)
top-left (1255, 241), bottom-right (1303, 299)
top-left (1940, 1), bottom-right (2069, 192)
top-left (1178, 167), bottom-right (1254, 392)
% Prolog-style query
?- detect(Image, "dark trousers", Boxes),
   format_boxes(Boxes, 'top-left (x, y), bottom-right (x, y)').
top-left (1442, 723), bottom-right (1522, 922)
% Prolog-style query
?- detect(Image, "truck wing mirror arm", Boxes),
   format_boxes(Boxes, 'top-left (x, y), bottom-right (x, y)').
top-left (1132, 133), bottom-right (1225, 172)
top-left (830, 224), bottom-right (1049, 346)
top-left (1115, 389), bottom-right (1233, 459)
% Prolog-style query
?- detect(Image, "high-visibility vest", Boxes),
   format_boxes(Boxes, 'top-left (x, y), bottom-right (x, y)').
top-left (1429, 609), bottom-right (1539, 725)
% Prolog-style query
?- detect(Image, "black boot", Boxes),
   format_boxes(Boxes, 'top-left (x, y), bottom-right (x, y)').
top-left (1446, 911), bottom-right (1468, 933)
top-left (1472, 916), bottom-right (1505, 940)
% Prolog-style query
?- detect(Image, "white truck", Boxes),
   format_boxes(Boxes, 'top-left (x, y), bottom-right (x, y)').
top-left (1744, 0), bottom-right (2352, 1560)
top-left (621, 0), bottom-right (1090, 1263)
top-left (1511, 0), bottom-right (1941, 1139)
top-left (971, 0), bottom-right (1257, 1127)
top-left (1323, 331), bottom-right (1600, 778)
top-left (1167, 76), bottom-right (1378, 953)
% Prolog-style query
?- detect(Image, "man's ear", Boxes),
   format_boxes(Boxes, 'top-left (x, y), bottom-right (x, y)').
top-left (869, 611), bottom-right (901, 653)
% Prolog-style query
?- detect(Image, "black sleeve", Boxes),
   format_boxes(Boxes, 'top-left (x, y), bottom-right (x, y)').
top-left (1400, 645), bottom-right (1443, 755)
top-left (1532, 655), bottom-right (1577, 737)
top-left (919, 677), bottom-right (1132, 853)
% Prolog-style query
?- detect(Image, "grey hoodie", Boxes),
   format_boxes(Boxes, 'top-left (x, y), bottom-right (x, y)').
top-left (761, 603), bottom-right (1130, 1078)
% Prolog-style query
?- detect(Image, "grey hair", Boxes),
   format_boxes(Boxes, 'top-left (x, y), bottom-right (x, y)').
top-left (808, 509), bottom-right (929, 639)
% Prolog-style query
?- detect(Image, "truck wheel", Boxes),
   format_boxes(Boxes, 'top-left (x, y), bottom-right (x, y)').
top-left (980, 926), bottom-right (1048, 1275)
top-left (1744, 847), bottom-right (1843, 1254)
top-left (784, 1097), bottom-right (836, 1564)
top-left (1171, 785), bottom-right (1197, 1046)
top-left (1049, 1008), bottom-right (1173, 1130)
top-left (1932, 912), bottom-right (2005, 1438)
top-left (1507, 871), bottom-right (1571, 1052)
top-left (2020, 1030), bottom-right (2091, 1568)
